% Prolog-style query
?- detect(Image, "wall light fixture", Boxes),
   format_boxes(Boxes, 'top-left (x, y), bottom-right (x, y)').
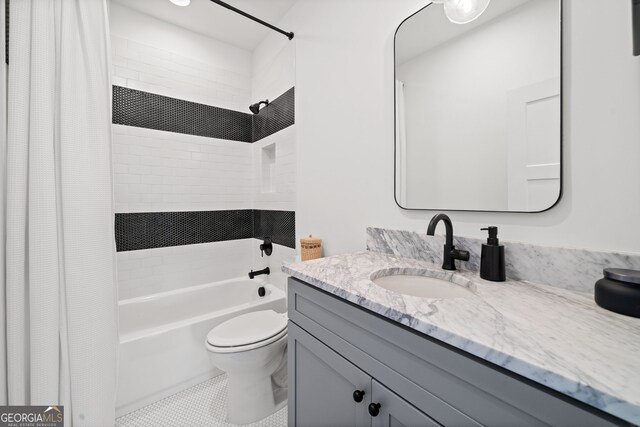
top-left (430, 0), bottom-right (491, 24)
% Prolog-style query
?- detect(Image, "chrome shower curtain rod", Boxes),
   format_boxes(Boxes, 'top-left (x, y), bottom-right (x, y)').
top-left (209, 0), bottom-right (294, 40)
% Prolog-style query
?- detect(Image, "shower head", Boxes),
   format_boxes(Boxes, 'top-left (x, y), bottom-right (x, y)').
top-left (249, 100), bottom-right (269, 114)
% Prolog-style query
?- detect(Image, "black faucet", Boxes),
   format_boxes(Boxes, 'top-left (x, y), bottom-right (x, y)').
top-left (249, 267), bottom-right (270, 279)
top-left (426, 213), bottom-right (470, 271)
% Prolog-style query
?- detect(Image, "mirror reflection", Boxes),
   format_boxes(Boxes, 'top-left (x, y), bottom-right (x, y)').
top-left (395, 0), bottom-right (561, 212)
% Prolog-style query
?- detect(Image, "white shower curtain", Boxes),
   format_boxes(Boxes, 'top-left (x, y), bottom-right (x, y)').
top-left (0, 0), bottom-right (7, 406)
top-left (2, 0), bottom-right (118, 425)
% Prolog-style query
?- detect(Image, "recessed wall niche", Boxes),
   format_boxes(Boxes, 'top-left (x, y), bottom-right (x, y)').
top-left (261, 143), bottom-right (276, 193)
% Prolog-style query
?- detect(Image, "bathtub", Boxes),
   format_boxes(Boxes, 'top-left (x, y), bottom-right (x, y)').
top-left (115, 277), bottom-right (286, 417)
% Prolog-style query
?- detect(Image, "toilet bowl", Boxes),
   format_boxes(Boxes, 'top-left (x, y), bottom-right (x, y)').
top-left (205, 310), bottom-right (288, 425)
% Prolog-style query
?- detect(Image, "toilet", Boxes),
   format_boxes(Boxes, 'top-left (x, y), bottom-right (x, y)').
top-left (205, 310), bottom-right (288, 424)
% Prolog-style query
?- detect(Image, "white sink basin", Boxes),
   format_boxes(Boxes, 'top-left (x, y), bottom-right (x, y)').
top-left (371, 270), bottom-right (474, 299)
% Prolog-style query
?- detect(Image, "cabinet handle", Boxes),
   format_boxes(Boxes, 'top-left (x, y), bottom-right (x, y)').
top-left (352, 390), bottom-right (365, 403)
top-left (368, 402), bottom-right (381, 417)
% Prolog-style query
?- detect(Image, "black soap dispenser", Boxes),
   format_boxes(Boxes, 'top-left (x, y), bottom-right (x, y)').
top-left (480, 227), bottom-right (505, 282)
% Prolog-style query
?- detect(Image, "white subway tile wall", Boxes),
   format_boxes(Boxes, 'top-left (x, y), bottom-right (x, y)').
top-left (251, 8), bottom-right (296, 104)
top-left (111, 9), bottom-right (296, 298)
top-left (112, 125), bottom-right (253, 213)
top-left (249, 10), bottom-right (298, 288)
top-left (117, 239), bottom-right (255, 300)
top-left (259, 245), bottom-right (297, 292)
top-left (111, 35), bottom-right (251, 112)
top-left (251, 40), bottom-right (295, 114)
top-left (252, 126), bottom-right (296, 212)
top-left (251, 10), bottom-right (296, 213)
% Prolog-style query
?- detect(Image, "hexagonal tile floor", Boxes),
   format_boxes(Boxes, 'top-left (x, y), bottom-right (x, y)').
top-left (116, 375), bottom-right (287, 427)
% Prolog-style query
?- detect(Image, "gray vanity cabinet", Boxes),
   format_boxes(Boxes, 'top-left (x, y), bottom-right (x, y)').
top-left (371, 380), bottom-right (440, 427)
top-left (289, 321), bottom-right (371, 427)
top-left (289, 321), bottom-right (438, 427)
top-left (287, 277), bottom-right (624, 427)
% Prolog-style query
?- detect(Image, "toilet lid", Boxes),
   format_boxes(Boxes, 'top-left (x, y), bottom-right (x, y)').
top-left (207, 310), bottom-right (287, 348)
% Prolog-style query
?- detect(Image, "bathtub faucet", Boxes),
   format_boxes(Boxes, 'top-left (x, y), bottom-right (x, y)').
top-left (249, 267), bottom-right (270, 279)
top-left (260, 237), bottom-right (273, 257)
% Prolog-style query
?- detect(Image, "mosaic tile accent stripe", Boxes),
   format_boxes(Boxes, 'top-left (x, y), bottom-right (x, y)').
top-left (112, 86), bottom-right (253, 142)
top-left (252, 87), bottom-right (295, 142)
top-left (112, 86), bottom-right (295, 143)
top-left (254, 210), bottom-right (296, 249)
top-left (115, 210), bottom-right (253, 251)
top-left (116, 209), bottom-right (295, 252)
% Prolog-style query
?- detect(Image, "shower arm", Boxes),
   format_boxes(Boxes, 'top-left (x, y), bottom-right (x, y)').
top-left (209, 0), bottom-right (294, 40)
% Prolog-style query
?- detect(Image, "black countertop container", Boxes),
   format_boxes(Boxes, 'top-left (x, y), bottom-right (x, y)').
top-left (594, 268), bottom-right (640, 318)
top-left (480, 226), bottom-right (505, 282)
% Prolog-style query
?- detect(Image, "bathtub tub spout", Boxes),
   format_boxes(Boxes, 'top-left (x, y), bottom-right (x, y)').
top-left (248, 267), bottom-right (270, 279)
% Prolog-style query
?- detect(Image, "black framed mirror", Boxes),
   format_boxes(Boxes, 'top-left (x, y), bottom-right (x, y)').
top-left (394, 0), bottom-right (562, 212)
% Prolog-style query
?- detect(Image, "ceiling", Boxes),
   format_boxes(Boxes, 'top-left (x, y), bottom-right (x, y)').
top-left (111, 0), bottom-right (296, 51)
top-left (396, 0), bottom-right (532, 65)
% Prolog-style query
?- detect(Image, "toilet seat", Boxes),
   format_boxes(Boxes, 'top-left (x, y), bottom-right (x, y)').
top-left (206, 310), bottom-right (287, 354)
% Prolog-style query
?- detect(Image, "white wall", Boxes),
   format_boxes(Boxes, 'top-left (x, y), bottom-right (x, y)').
top-left (397, 0), bottom-right (559, 210)
top-left (293, 0), bottom-right (640, 255)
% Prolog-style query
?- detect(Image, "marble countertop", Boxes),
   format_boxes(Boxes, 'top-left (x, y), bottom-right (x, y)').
top-left (283, 251), bottom-right (640, 425)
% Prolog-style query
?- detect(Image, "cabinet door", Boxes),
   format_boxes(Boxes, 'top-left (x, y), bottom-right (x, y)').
top-left (371, 380), bottom-right (441, 427)
top-left (288, 322), bottom-right (371, 427)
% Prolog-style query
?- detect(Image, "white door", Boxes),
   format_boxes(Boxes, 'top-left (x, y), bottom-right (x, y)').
top-left (507, 78), bottom-right (561, 211)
